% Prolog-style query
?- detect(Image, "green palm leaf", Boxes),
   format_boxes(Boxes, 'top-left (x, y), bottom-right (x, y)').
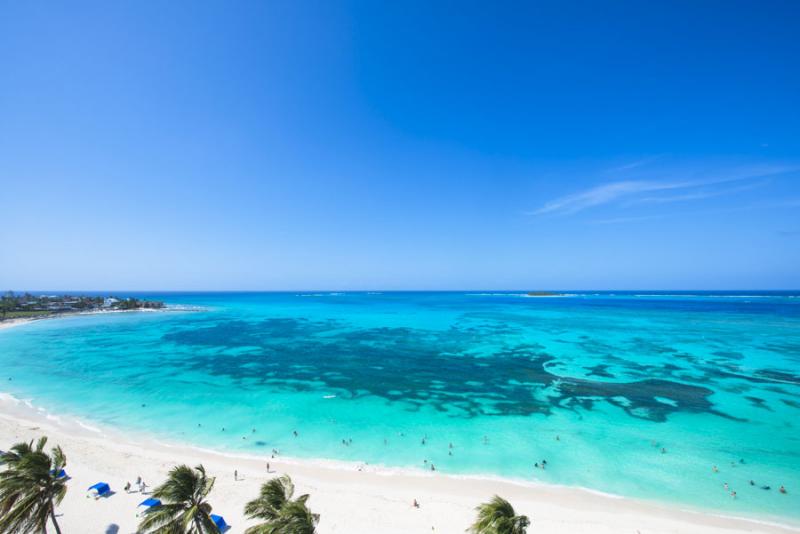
top-left (244, 475), bottom-right (318, 534)
top-left (138, 464), bottom-right (219, 534)
top-left (467, 495), bottom-right (530, 534)
top-left (0, 436), bottom-right (69, 534)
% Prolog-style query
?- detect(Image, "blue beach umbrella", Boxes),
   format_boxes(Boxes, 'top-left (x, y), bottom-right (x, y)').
top-left (49, 468), bottom-right (67, 479)
top-left (87, 482), bottom-right (111, 498)
top-left (211, 514), bottom-right (228, 531)
top-left (137, 497), bottom-right (161, 516)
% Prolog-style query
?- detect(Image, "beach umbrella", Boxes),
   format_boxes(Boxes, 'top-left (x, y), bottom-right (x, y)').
top-left (137, 497), bottom-right (162, 516)
top-left (87, 482), bottom-right (111, 498)
top-left (211, 514), bottom-right (228, 531)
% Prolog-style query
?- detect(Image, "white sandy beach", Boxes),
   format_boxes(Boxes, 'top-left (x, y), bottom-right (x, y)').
top-left (1, 394), bottom-right (797, 534)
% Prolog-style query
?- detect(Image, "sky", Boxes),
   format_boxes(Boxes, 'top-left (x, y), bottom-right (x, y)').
top-left (1, 1), bottom-right (799, 290)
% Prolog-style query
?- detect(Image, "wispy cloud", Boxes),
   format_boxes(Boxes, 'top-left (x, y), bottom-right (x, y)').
top-left (531, 163), bottom-right (793, 216)
top-left (629, 179), bottom-right (769, 205)
top-left (533, 180), bottom-right (686, 215)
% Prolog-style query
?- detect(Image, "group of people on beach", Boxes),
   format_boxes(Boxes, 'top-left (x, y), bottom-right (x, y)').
top-left (123, 476), bottom-right (147, 494)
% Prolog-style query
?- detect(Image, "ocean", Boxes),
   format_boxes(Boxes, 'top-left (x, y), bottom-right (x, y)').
top-left (0, 291), bottom-right (798, 523)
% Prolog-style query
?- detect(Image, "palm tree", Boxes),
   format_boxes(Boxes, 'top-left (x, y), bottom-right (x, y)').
top-left (467, 495), bottom-right (529, 534)
top-left (138, 464), bottom-right (219, 534)
top-left (0, 436), bottom-right (68, 534)
top-left (244, 475), bottom-right (319, 534)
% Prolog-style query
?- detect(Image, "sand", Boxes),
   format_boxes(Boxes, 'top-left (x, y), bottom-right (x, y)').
top-left (0, 394), bottom-right (797, 534)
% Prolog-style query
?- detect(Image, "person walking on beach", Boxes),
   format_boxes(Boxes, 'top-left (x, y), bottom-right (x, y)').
top-left (234, 469), bottom-right (238, 481)
top-left (266, 462), bottom-right (270, 472)
top-left (124, 482), bottom-right (131, 493)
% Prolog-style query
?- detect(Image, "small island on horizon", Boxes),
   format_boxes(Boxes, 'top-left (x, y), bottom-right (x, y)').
top-left (526, 291), bottom-right (563, 296)
top-left (0, 291), bottom-right (165, 322)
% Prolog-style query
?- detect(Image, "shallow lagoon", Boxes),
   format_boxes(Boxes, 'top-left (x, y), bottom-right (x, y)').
top-left (1, 291), bottom-right (798, 522)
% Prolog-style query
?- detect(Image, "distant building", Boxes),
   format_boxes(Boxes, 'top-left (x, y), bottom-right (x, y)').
top-left (102, 297), bottom-right (119, 308)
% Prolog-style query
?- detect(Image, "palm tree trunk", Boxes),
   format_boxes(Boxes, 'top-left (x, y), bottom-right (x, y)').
top-left (49, 507), bottom-right (62, 534)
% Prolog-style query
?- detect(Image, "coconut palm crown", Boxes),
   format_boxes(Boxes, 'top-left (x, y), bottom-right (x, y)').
top-left (467, 495), bottom-right (530, 534)
top-left (244, 474), bottom-right (319, 534)
top-left (0, 436), bottom-right (68, 534)
top-left (138, 464), bottom-right (219, 534)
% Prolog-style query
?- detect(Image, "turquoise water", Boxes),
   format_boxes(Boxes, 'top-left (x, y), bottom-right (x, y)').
top-left (1, 291), bottom-right (799, 522)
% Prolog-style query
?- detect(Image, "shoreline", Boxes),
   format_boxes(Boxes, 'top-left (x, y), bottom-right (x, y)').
top-left (0, 306), bottom-right (189, 330)
top-left (1, 393), bottom-right (797, 534)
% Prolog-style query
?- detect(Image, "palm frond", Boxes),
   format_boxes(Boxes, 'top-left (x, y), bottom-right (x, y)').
top-left (139, 464), bottom-right (218, 534)
top-left (244, 475), bottom-right (317, 534)
top-left (0, 436), bottom-right (68, 534)
top-left (467, 495), bottom-right (529, 534)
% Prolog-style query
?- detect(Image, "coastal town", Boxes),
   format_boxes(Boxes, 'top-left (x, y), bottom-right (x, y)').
top-left (0, 291), bottom-right (165, 321)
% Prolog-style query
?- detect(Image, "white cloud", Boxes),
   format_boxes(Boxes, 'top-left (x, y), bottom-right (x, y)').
top-left (531, 163), bottom-right (793, 216)
top-left (533, 180), bottom-right (688, 215)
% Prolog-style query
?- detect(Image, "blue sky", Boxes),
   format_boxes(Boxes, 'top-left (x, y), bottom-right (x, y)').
top-left (1, 1), bottom-right (799, 290)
